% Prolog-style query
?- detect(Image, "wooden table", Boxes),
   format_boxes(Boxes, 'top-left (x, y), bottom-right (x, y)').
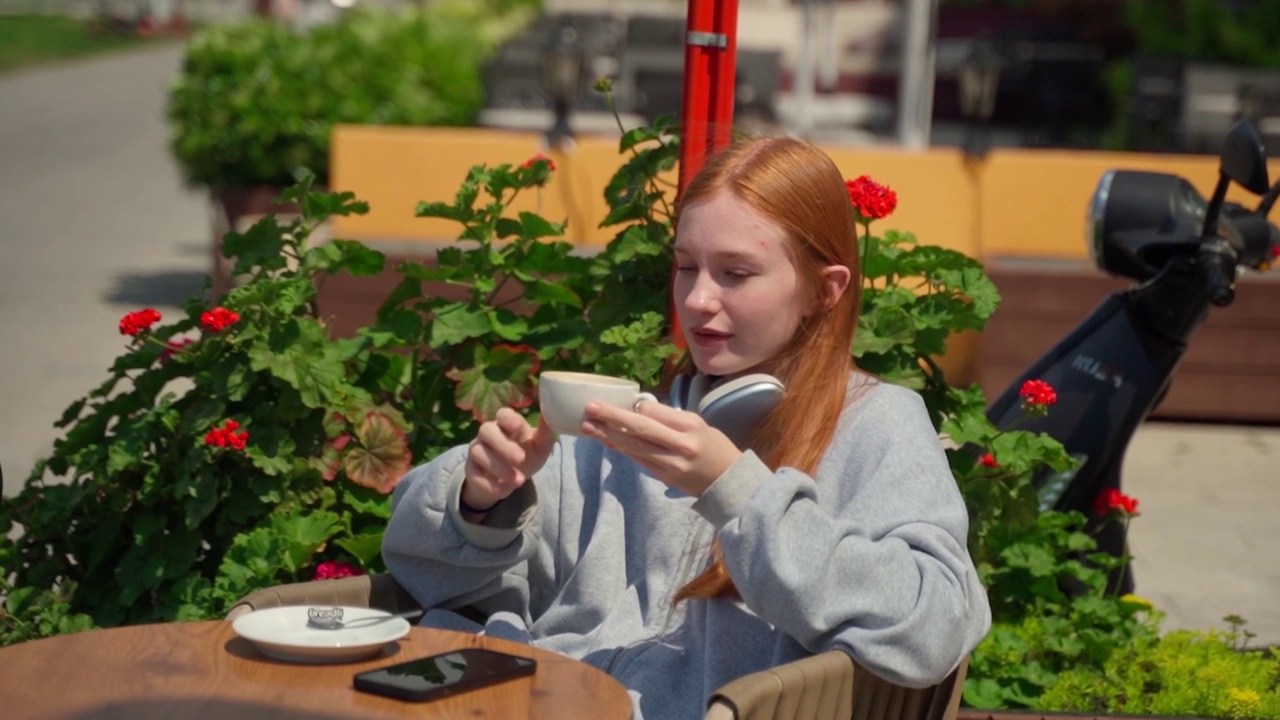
top-left (0, 621), bottom-right (633, 719)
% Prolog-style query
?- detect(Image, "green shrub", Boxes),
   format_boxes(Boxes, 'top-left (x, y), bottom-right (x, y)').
top-left (1040, 623), bottom-right (1280, 718)
top-left (1125, 0), bottom-right (1280, 68)
top-left (166, 6), bottom-right (519, 189)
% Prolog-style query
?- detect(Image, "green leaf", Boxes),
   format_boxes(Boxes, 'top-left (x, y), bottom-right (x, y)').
top-left (301, 190), bottom-right (369, 222)
top-left (5, 586), bottom-right (37, 615)
top-left (619, 125), bottom-right (664, 152)
top-left (334, 532), bottom-right (385, 568)
top-left (963, 678), bottom-right (1007, 710)
top-left (222, 217), bottom-right (289, 273)
top-left (517, 238), bottom-right (573, 271)
top-left (1001, 543), bottom-right (1058, 577)
top-left (601, 202), bottom-right (650, 227)
top-left (57, 398), bottom-right (87, 428)
top-left (941, 411), bottom-right (997, 447)
top-left (305, 240), bottom-right (385, 277)
top-left (277, 172), bottom-right (317, 204)
top-left (487, 309), bottom-right (530, 341)
top-left (273, 509), bottom-right (343, 548)
top-left (362, 308), bottom-right (423, 348)
top-left (446, 344), bottom-right (540, 422)
top-left (395, 260), bottom-right (457, 284)
top-left (415, 200), bottom-right (470, 222)
top-left (495, 217), bottom-right (523, 239)
top-left (854, 306), bottom-right (916, 356)
top-left (248, 322), bottom-right (347, 408)
top-left (344, 412), bottom-right (412, 494)
top-left (243, 426), bottom-right (297, 477)
top-left (518, 211), bottom-right (565, 240)
top-left (1045, 634), bottom-right (1086, 658)
top-left (520, 279), bottom-right (581, 309)
top-left (429, 304), bottom-right (492, 346)
top-left (343, 488), bottom-right (393, 520)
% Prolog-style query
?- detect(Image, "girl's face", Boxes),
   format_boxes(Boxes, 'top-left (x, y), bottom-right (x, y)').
top-left (673, 192), bottom-right (808, 378)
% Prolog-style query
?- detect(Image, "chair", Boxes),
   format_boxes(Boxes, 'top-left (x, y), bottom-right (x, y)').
top-left (228, 575), bottom-right (969, 720)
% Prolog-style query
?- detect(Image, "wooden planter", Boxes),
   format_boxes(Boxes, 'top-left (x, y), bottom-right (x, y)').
top-left (978, 257), bottom-right (1280, 424)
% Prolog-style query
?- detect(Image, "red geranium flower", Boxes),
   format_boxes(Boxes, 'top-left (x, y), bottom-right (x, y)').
top-left (205, 419), bottom-right (249, 451)
top-left (201, 307), bottom-right (240, 333)
top-left (1095, 487), bottom-right (1139, 516)
top-left (523, 153), bottom-right (555, 172)
top-left (980, 452), bottom-right (999, 468)
top-left (314, 561), bottom-right (364, 580)
top-left (119, 308), bottom-right (162, 336)
top-left (845, 175), bottom-right (898, 221)
top-left (1019, 379), bottom-right (1058, 406)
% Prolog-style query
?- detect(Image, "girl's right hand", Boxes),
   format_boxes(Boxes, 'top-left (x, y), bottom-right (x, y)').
top-left (461, 408), bottom-right (555, 511)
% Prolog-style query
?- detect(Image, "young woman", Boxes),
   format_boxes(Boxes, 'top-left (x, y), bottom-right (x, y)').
top-left (382, 137), bottom-right (991, 719)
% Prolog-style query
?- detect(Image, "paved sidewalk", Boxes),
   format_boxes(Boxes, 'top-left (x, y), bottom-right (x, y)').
top-left (1, 42), bottom-right (1277, 648)
top-left (1124, 423), bottom-right (1280, 646)
top-left (0, 45), bottom-right (208, 494)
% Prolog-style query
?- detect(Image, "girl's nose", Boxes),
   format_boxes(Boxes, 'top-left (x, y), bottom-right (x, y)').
top-left (685, 275), bottom-right (720, 313)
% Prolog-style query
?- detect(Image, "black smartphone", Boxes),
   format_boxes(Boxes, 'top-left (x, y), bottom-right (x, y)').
top-left (353, 648), bottom-right (537, 702)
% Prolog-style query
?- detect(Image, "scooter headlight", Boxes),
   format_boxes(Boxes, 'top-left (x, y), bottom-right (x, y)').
top-left (1085, 170), bottom-right (1116, 272)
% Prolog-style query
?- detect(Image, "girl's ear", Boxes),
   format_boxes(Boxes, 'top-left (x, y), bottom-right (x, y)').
top-left (817, 265), bottom-right (852, 311)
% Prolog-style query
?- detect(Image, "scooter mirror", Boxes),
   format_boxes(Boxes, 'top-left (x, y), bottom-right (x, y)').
top-left (1220, 119), bottom-right (1270, 195)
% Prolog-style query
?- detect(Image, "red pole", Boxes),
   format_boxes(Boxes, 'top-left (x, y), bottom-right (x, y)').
top-left (673, 0), bottom-right (740, 348)
top-left (677, 0), bottom-right (741, 196)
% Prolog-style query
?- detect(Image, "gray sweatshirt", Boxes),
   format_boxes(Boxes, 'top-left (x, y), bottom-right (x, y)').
top-left (382, 376), bottom-right (992, 719)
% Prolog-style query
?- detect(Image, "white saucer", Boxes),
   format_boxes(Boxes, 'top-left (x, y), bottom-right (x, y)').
top-left (231, 606), bottom-right (412, 664)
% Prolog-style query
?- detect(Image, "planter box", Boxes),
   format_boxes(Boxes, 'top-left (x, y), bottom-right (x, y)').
top-left (978, 257), bottom-right (1280, 424)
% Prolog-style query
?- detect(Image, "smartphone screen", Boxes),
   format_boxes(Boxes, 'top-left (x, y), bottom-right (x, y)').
top-left (353, 648), bottom-right (537, 702)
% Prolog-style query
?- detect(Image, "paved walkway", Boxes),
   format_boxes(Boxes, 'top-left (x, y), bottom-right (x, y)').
top-left (0, 44), bottom-right (208, 494)
top-left (0, 43), bottom-right (1277, 647)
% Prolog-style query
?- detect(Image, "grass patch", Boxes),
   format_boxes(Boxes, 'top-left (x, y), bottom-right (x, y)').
top-left (0, 14), bottom-right (160, 74)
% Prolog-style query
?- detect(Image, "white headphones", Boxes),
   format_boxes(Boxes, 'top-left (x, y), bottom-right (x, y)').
top-left (666, 373), bottom-right (785, 449)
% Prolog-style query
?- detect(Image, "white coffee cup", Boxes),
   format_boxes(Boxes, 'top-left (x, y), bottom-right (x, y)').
top-left (538, 371), bottom-right (658, 436)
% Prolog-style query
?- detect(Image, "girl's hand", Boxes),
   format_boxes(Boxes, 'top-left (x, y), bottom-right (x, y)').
top-left (581, 399), bottom-right (742, 497)
top-left (462, 408), bottom-right (555, 511)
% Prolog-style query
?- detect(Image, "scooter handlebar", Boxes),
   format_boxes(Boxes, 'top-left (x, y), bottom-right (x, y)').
top-left (1198, 244), bottom-right (1238, 306)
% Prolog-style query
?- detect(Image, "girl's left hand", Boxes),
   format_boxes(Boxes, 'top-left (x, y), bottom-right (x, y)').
top-left (581, 399), bottom-right (742, 497)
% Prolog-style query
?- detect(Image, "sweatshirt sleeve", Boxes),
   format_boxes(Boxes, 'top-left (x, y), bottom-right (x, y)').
top-left (692, 382), bottom-right (992, 688)
top-left (380, 441), bottom-right (561, 622)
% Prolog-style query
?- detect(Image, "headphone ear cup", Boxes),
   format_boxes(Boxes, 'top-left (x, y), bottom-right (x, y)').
top-left (698, 374), bottom-right (784, 449)
top-left (667, 375), bottom-right (688, 410)
top-left (696, 374), bottom-right (783, 414)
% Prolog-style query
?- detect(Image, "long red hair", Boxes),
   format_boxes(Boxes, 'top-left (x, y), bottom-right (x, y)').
top-left (671, 137), bottom-right (863, 602)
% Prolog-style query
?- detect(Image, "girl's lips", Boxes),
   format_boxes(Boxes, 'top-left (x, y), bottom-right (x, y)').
top-left (690, 329), bottom-right (731, 347)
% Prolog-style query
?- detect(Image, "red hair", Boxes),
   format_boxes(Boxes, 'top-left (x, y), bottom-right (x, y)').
top-left (671, 137), bottom-right (863, 602)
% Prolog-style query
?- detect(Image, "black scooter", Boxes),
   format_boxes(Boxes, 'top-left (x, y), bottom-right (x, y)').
top-left (985, 119), bottom-right (1280, 592)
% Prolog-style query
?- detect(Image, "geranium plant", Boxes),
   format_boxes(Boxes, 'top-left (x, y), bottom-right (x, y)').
top-left (844, 185), bottom-right (1173, 711)
top-left (0, 180), bottom-right (411, 641)
top-left (0, 115), bottom-right (681, 645)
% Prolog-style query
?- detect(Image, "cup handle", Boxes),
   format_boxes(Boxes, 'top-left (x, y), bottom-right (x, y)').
top-left (632, 392), bottom-right (659, 412)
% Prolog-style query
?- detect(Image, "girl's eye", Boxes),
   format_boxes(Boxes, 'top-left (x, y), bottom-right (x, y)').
top-left (676, 264), bottom-right (698, 274)
top-left (724, 269), bottom-right (752, 280)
